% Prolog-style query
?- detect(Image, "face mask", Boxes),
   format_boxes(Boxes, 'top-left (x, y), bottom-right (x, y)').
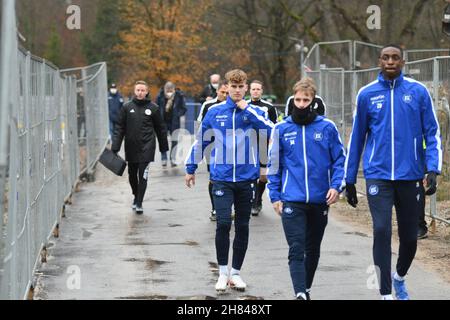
top-left (291, 102), bottom-right (317, 125)
top-left (110, 88), bottom-right (117, 95)
top-left (211, 83), bottom-right (219, 90)
top-left (165, 92), bottom-right (174, 99)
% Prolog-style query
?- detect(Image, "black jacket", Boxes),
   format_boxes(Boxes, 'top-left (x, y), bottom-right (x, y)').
top-left (112, 98), bottom-right (169, 163)
top-left (198, 84), bottom-right (217, 105)
top-left (247, 98), bottom-right (278, 124)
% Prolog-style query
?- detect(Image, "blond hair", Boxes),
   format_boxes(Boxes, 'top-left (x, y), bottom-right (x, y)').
top-left (293, 77), bottom-right (316, 97)
top-left (134, 80), bottom-right (149, 88)
top-left (225, 69), bottom-right (247, 84)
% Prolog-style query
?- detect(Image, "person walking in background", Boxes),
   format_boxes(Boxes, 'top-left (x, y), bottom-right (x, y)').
top-left (108, 83), bottom-right (124, 137)
top-left (246, 80), bottom-right (278, 216)
top-left (156, 81), bottom-right (187, 167)
top-left (344, 45), bottom-right (442, 300)
top-left (267, 78), bottom-right (345, 300)
top-left (197, 80), bottom-right (229, 221)
top-left (112, 81), bottom-right (169, 214)
top-left (185, 69), bottom-right (274, 293)
top-left (198, 73), bottom-right (221, 105)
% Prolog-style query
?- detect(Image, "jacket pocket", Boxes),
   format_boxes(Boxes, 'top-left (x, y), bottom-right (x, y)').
top-left (282, 170), bottom-right (289, 194)
top-left (368, 141), bottom-right (376, 164)
top-left (414, 138), bottom-right (417, 161)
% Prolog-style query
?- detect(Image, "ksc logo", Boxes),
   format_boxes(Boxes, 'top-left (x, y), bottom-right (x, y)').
top-left (314, 132), bottom-right (323, 142)
top-left (369, 185), bottom-right (379, 196)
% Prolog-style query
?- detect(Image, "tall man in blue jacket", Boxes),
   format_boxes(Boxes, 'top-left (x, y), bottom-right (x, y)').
top-left (267, 78), bottom-right (345, 300)
top-left (185, 69), bottom-right (274, 293)
top-left (345, 45), bottom-right (442, 300)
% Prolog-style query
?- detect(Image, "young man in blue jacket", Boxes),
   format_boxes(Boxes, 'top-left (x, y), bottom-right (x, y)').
top-left (185, 69), bottom-right (274, 293)
top-left (267, 78), bottom-right (345, 300)
top-left (345, 45), bottom-right (442, 300)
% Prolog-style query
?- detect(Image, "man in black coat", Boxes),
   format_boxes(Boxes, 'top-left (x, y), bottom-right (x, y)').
top-left (198, 73), bottom-right (221, 105)
top-left (112, 80), bottom-right (169, 214)
top-left (156, 81), bottom-right (187, 167)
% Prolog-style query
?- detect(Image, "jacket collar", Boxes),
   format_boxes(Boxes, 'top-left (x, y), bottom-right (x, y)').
top-left (226, 96), bottom-right (239, 109)
top-left (377, 71), bottom-right (404, 88)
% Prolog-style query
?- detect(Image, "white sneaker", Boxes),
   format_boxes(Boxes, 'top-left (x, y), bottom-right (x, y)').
top-left (381, 294), bottom-right (394, 300)
top-left (215, 274), bottom-right (229, 293)
top-left (229, 274), bottom-right (246, 291)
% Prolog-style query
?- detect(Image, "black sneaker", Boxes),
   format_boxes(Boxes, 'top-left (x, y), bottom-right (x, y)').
top-left (162, 159), bottom-right (168, 167)
top-left (417, 226), bottom-right (428, 239)
top-left (171, 162), bottom-right (177, 167)
top-left (132, 198), bottom-right (137, 210)
top-left (209, 210), bottom-right (216, 221)
top-left (305, 291), bottom-right (311, 300)
top-left (135, 206), bottom-right (144, 214)
top-left (251, 204), bottom-right (262, 216)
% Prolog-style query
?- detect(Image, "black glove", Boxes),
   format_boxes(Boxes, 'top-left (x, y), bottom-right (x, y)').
top-left (425, 172), bottom-right (437, 196)
top-left (345, 183), bottom-right (358, 208)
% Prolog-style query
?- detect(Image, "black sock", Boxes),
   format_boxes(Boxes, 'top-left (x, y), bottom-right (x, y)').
top-left (256, 180), bottom-right (267, 205)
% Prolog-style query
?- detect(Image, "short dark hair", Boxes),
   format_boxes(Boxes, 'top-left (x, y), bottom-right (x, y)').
top-left (217, 80), bottom-right (228, 89)
top-left (380, 44), bottom-right (404, 58)
top-left (250, 80), bottom-right (263, 87)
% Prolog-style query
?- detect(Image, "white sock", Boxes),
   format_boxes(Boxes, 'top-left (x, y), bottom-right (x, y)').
top-left (219, 265), bottom-right (229, 276)
top-left (230, 268), bottom-right (240, 276)
top-left (394, 272), bottom-right (405, 281)
top-left (381, 294), bottom-right (394, 300)
top-left (296, 292), bottom-right (307, 300)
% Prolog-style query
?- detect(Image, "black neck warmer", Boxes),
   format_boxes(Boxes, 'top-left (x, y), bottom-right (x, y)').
top-left (291, 102), bottom-right (317, 125)
top-left (133, 97), bottom-right (150, 106)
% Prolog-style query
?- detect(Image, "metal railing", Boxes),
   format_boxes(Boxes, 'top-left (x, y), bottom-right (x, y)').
top-left (0, 0), bottom-right (109, 299)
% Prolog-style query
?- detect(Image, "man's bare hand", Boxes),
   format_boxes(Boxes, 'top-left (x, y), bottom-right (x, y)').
top-left (236, 100), bottom-right (248, 110)
top-left (273, 201), bottom-right (283, 216)
top-left (326, 188), bottom-right (339, 205)
top-left (185, 174), bottom-right (195, 188)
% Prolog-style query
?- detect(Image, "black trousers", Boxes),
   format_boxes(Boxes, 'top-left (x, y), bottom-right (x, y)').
top-left (128, 162), bottom-right (150, 206)
top-left (366, 179), bottom-right (424, 295)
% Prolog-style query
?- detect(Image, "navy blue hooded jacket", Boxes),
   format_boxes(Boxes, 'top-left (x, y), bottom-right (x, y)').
top-left (345, 72), bottom-right (442, 184)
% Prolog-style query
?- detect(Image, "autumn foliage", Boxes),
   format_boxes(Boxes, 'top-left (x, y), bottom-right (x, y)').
top-left (115, 0), bottom-right (221, 98)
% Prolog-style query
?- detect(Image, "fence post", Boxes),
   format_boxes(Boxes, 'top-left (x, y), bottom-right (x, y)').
top-left (429, 58), bottom-right (440, 225)
top-left (341, 70), bottom-right (346, 143)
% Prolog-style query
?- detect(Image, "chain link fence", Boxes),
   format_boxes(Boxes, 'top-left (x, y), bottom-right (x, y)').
top-left (304, 40), bottom-right (450, 224)
top-left (0, 0), bottom-right (109, 299)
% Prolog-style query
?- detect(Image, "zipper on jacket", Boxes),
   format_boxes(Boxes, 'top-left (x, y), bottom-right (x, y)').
top-left (302, 126), bottom-right (309, 203)
top-left (369, 141), bottom-right (376, 164)
top-left (251, 146), bottom-right (257, 167)
top-left (282, 170), bottom-right (289, 193)
top-left (414, 138), bottom-right (417, 161)
top-left (390, 80), bottom-right (395, 180)
top-left (232, 109), bottom-right (236, 182)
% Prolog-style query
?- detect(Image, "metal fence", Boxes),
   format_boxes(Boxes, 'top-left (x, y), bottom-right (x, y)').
top-left (304, 40), bottom-right (450, 73)
top-left (305, 41), bottom-right (450, 225)
top-left (0, 0), bottom-right (109, 299)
